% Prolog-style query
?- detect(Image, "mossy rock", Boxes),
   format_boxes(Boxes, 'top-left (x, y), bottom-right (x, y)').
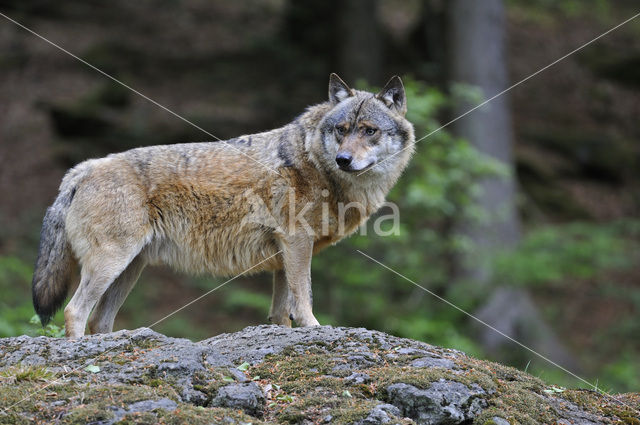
top-left (1, 326), bottom-right (637, 424)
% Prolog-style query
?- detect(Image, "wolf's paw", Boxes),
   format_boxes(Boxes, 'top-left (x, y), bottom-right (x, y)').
top-left (267, 314), bottom-right (292, 327)
top-left (292, 314), bottom-right (320, 327)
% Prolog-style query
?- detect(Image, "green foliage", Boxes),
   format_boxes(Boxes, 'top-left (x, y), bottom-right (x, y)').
top-left (29, 315), bottom-right (66, 338)
top-left (223, 288), bottom-right (271, 312)
top-left (494, 220), bottom-right (635, 287)
top-left (401, 78), bottom-right (508, 221)
top-left (602, 352), bottom-right (640, 392)
top-left (0, 256), bottom-right (37, 337)
top-left (0, 255), bottom-right (64, 337)
top-left (493, 219), bottom-right (640, 392)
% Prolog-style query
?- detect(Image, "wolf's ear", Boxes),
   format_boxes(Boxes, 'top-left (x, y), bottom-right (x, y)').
top-left (329, 73), bottom-right (354, 104)
top-left (376, 76), bottom-right (407, 115)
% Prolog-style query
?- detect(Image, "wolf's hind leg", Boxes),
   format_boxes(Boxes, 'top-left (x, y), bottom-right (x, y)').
top-left (269, 269), bottom-right (292, 327)
top-left (88, 255), bottom-right (147, 334)
top-left (64, 250), bottom-right (140, 338)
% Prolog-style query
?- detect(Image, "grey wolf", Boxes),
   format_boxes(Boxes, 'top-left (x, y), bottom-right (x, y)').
top-left (32, 74), bottom-right (415, 338)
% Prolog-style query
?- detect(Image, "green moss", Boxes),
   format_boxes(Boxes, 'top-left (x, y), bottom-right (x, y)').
top-left (114, 411), bottom-right (158, 424)
top-left (284, 376), bottom-right (345, 394)
top-left (147, 379), bottom-right (163, 388)
top-left (159, 405), bottom-right (263, 424)
top-left (252, 348), bottom-right (470, 423)
top-left (371, 365), bottom-right (461, 392)
top-left (252, 352), bottom-right (336, 382)
top-left (252, 351), bottom-right (377, 422)
top-left (0, 412), bottom-right (30, 425)
top-left (0, 381), bottom-right (180, 424)
top-left (111, 354), bottom-right (132, 365)
top-left (474, 385), bottom-right (557, 425)
top-left (3, 339), bottom-right (631, 424)
top-left (447, 355), bottom-right (560, 425)
top-left (63, 405), bottom-right (116, 424)
top-left (272, 392), bottom-right (380, 424)
top-left (251, 344), bottom-right (583, 424)
top-left (0, 374), bottom-right (271, 424)
top-left (561, 389), bottom-right (640, 423)
top-left (131, 338), bottom-right (162, 350)
top-left (189, 367), bottom-right (239, 403)
top-left (328, 399), bottom-right (383, 424)
top-left (278, 407), bottom-right (307, 424)
top-left (0, 364), bottom-right (57, 383)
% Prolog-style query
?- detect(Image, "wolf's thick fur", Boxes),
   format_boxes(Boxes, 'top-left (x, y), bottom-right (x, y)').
top-left (32, 74), bottom-right (415, 338)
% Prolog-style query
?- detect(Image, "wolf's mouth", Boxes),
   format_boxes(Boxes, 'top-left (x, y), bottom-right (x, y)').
top-left (339, 161), bottom-right (376, 173)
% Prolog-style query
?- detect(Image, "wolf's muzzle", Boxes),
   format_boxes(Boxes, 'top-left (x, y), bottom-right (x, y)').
top-left (336, 152), bottom-right (353, 169)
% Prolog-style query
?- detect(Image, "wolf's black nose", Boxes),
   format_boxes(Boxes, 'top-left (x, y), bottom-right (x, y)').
top-left (336, 152), bottom-right (353, 168)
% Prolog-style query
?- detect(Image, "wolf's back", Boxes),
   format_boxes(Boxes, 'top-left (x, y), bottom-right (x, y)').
top-left (32, 164), bottom-right (87, 325)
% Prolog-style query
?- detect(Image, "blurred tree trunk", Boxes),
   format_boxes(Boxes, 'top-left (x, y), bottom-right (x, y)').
top-left (448, 0), bottom-right (520, 276)
top-left (337, 0), bottom-right (382, 84)
top-left (446, 0), bottom-right (574, 368)
top-left (418, 0), bottom-right (448, 84)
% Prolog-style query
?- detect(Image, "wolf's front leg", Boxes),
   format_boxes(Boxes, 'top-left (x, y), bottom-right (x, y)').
top-left (279, 233), bottom-right (320, 327)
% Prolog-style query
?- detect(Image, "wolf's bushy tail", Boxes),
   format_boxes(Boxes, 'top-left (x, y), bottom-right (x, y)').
top-left (32, 167), bottom-right (84, 325)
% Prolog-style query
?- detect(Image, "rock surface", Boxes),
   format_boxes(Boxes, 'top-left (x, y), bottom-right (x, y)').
top-left (386, 381), bottom-right (487, 424)
top-left (0, 325), bottom-right (637, 424)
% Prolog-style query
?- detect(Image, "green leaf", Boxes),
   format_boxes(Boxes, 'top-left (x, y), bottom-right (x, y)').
top-left (223, 376), bottom-right (235, 382)
top-left (84, 365), bottom-right (100, 373)
top-left (276, 394), bottom-right (294, 403)
top-left (342, 390), bottom-right (352, 398)
top-left (44, 324), bottom-right (66, 338)
top-left (237, 362), bottom-right (250, 372)
top-left (543, 386), bottom-right (565, 394)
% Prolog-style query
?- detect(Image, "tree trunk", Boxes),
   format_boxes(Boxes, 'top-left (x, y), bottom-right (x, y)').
top-left (447, 0), bottom-right (520, 280)
top-left (446, 0), bottom-right (574, 369)
top-left (338, 0), bottom-right (382, 84)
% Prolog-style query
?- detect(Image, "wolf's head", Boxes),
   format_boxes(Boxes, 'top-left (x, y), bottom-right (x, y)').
top-left (314, 74), bottom-right (415, 183)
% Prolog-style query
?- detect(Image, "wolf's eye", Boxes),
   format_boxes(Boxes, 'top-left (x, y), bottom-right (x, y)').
top-left (365, 127), bottom-right (377, 136)
top-left (335, 125), bottom-right (346, 135)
